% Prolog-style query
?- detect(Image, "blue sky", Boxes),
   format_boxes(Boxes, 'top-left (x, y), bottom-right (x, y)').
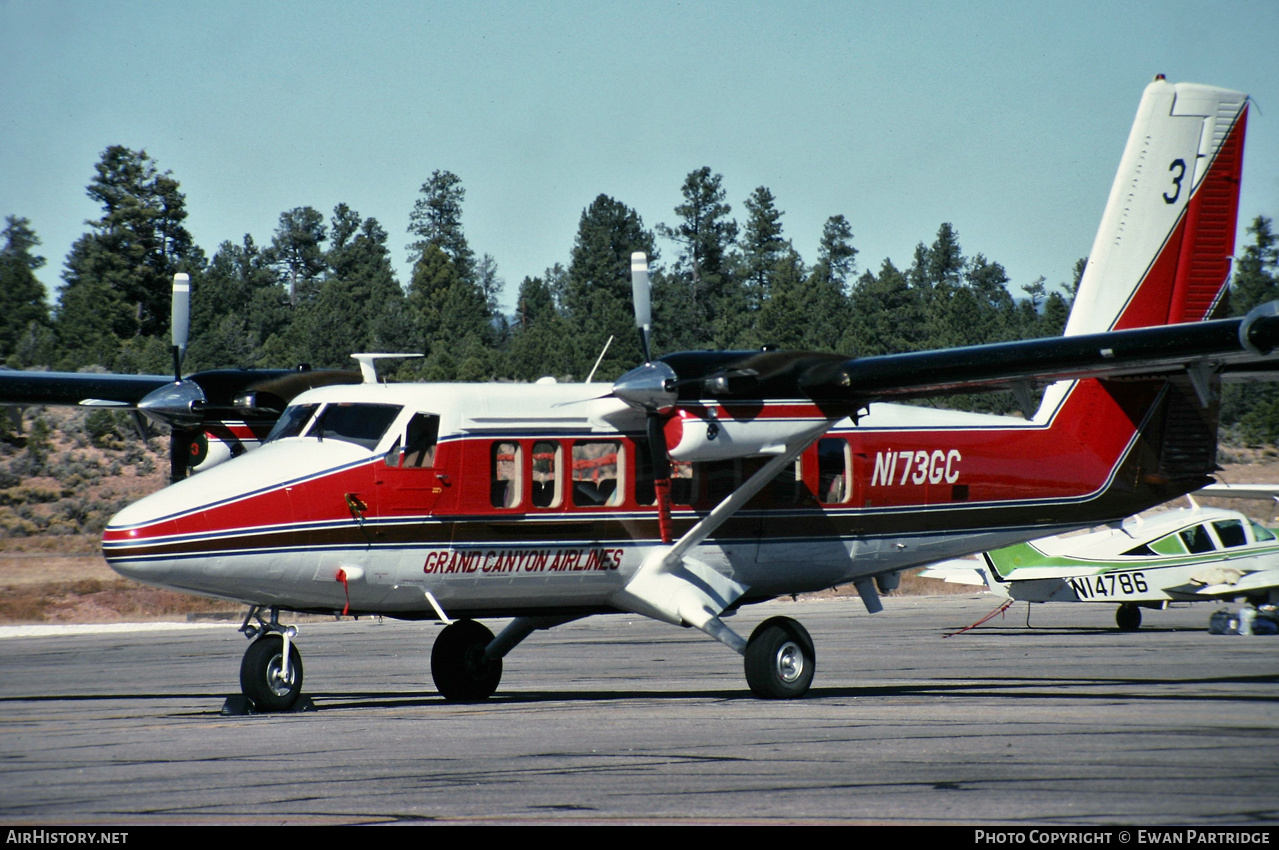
top-left (2, 0), bottom-right (1276, 315)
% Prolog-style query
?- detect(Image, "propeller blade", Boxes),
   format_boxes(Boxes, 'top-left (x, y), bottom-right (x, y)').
top-left (631, 252), bottom-right (652, 363)
top-left (171, 273), bottom-right (190, 382)
top-left (169, 428), bottom-right (194, 483)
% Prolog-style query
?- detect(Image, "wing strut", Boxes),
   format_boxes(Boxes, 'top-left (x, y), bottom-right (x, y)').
top-left (610, 421), bottom-right (832, 654)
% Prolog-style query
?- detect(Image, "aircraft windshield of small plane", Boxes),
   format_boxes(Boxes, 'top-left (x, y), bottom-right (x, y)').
top-left (1252, 521), bottom-right (1276, 542)
top-left (306, 403), bottom-right (403, 450)
top-left (264, 403), bottom-right (319, 443)
top-left (1127, 524), bottom-right (1216, 557)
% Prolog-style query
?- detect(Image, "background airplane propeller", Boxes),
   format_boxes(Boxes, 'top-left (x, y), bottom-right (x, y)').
top-left (0, 273), bottom-right (363, 483)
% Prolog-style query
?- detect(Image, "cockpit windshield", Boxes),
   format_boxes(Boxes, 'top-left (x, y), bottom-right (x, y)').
top-left (264, 403), bottom-right (319, 443)
top-left (306, 403), bottom-right (402, 450)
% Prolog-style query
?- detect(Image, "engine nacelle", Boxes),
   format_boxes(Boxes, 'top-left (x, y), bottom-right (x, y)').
top-left (189, 422), bottom-right (270, 473)
top-left (664, 405), bottom-right (832, 462)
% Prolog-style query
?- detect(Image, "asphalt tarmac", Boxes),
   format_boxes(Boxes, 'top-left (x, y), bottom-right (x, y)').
top-left (1, 595), bottom-right (1276, 825)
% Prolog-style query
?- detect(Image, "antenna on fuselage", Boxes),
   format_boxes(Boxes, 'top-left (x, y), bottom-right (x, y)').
top-left (350, 353), bottom-right (424, 384)
top-left (585, 336), bottom-right (614, 384)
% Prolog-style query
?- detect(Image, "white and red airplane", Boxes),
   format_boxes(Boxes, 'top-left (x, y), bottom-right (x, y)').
top-left (14, 77), bottom-right (1279, 709)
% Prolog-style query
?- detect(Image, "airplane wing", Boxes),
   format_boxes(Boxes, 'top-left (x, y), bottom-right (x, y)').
top-left (0, 367), bottom-right (359, 419)
top-left (651, 304), bottom-right (1279, 409)
top-left (1168, 569), bottom-right (1279, 598)
top-left (918, 558), bottom-right (994, 588)
top-left (1199, 483), bottom-right (1279, 501)
top-left (0, 370), bottom-right (173, 408)
top-left (818, 307), bottom-right (1279, 403)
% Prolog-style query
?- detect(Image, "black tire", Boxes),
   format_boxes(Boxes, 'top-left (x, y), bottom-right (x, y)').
top-left (240, 635), bottom-right (304, 712)
top-left (431, 619), bottom-right (502, 702)
top-left (744, 616), bottom-right (815, 699)
top-left (1116, 603), bottom-right (1142, 631)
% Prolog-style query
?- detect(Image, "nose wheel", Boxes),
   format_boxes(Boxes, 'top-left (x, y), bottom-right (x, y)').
top-left (234, 606), bottom-right (305, 713)
top-left (240, 634), bottom-right (304, 712)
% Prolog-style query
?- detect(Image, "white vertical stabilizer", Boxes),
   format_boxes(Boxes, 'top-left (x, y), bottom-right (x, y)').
top-left (1035, 78), bottom-right (1248, 422)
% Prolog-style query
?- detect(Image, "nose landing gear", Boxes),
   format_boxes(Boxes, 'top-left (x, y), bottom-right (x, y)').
top-left (228, 606), bottom-right (309, 714)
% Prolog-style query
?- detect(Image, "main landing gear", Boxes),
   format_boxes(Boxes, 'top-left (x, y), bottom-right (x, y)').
top-left (430, 619), bottom-right (503, 702)
top-left (234, 607), bottom-right (305, 713)
top-left (1115, 603), bottom-right (1142, 631)
top-left (744, 616), bottom-right (816, 699)
top-left (425, 614), bottom-right (819, 702)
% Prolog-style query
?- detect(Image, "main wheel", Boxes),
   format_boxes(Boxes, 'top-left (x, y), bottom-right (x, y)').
top-left (744, 616), bottom-right (815, 699)
top-left (431, 619), bottom-right (502, 702)
top-left (1116, 603), bottom-right (1142, 631)
top-left (240, 635), bottom-right (304, 712)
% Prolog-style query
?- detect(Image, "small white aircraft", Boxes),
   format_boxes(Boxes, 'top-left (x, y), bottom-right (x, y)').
top-left (920, 496), bottom-right (1279, 630)
top-left (6, 77), bottom-right (1277, 708)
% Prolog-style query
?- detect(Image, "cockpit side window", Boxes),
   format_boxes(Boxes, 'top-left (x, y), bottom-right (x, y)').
top-left (307, 403), bottom-right (402, 450)
top-left (401, 413), bottom-right (439, 467)
top-left (1252, 521), bottom-right (1276, 543)
top-left (264, 403), bottom-right (319, 443)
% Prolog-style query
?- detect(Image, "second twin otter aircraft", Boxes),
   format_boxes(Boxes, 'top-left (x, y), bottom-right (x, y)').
top-left (103, 78), bottom-right (1276, 709)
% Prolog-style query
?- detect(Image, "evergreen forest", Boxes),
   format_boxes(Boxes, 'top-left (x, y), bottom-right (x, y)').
top-left (4, 146), bottom-right (1278, 440)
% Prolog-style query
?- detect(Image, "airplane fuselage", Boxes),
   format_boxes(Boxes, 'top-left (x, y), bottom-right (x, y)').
top-left (103, 372), bottom-right (1198, 621)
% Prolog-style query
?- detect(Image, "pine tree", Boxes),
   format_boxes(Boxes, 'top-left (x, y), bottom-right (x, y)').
top-left (0, 216), bottom-right (50, 362)
top-left (1223, 216), bottom-right (1279, 442)
top-left (403, 243), bottom-right (492, 379)
top-left (844, 259), bottom-right (926, 355)
top-left (505, 274), bottom-right (574, 381)
top-left (565, 195), bottom-right (658, 380)
top-left (266, 206), bottom-right (327, 306)
top-left (186, 236), bottom-right (288, 370)
top-left (407, 170), bottom-right (475, 284)
top-left (56, 146), bottom-right (201, 367)
top-left (739, 186), bottom-right (787, 308)
top-left (656, 168), bottom-right (739, 350)
top-left (811, 215), bottom-right (857, 290)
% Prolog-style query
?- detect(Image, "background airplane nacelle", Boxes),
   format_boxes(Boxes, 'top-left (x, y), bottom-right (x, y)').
top-left (185, 422), bottom-right (267, 474)
top-left (663, 406), bottom-right (832, 462)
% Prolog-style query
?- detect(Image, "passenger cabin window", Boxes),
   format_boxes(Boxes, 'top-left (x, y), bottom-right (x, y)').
top-left (634, 440), bottom-right (694, 506)
top-left (670, 461), bottom-right (695, 505)
top-left (818, 438), bottom-right (850, 504)
top-left (572, 441), bottom-right (622, 507)
top-left (531, 441), bottom-right (562, 508)
top-left (1178, 524), bottom-right (1216, 554)
top-left (306, 403), bottom-right (402, 450)
top-left (1212, 519), bottom-right (1248, 549)
top-left (265, 403), bottom-right (319, 443)
top-left (704, 459), bottom-right (739, 504)
top-left (490, 442), bottom-right (521, 508)
top-left (769, 457), bottom-right (803, 505)
top-left (739, 456), bottom-right (803, 506)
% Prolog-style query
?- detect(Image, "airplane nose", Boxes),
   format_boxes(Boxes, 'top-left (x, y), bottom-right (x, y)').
top-left (101, 465), bottom-right (223, 586)
top-left (103, 492), bottom-right (179, 585)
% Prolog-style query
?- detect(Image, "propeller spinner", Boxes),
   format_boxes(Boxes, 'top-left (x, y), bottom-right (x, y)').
top-left (138, 274), bottom-right (206, 481)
